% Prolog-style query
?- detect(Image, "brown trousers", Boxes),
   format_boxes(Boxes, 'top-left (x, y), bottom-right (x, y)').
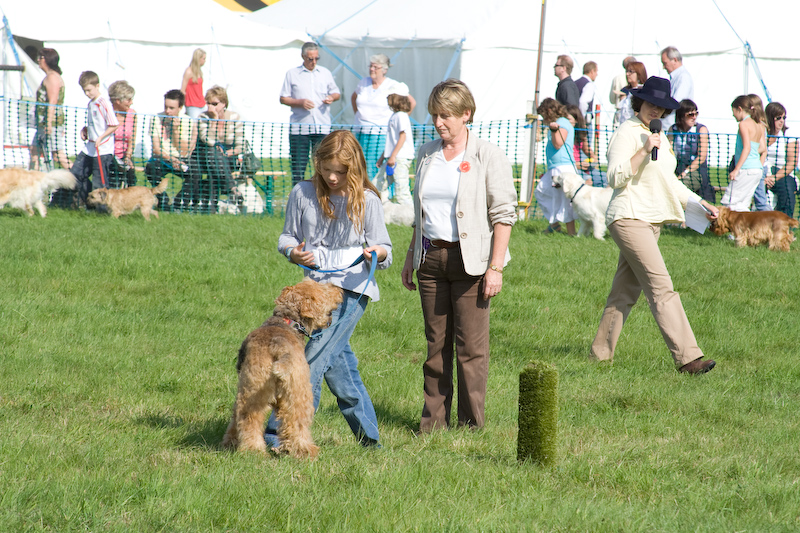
top-left (417, 246), bottom-right (490, 432)
top-left (591, 219), bottom-right (704, 368)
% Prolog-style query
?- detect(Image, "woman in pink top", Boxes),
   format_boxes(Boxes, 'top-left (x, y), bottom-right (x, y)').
top-left (181, 49), bottom-right (206, 118)
top-left (108, 80), bottom-right (138, 188)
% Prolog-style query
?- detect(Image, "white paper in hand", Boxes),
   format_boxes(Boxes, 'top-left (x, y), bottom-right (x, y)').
top-left (684, 196), bottom-right (711, 234)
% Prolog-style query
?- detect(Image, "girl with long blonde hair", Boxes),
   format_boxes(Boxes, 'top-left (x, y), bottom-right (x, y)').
top-left (181, 48), bottom-right (206, 118)
top-left (265, 129), bottom-right (391, 449)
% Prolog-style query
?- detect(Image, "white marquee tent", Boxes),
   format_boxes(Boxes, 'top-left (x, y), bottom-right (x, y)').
top-left (248, 0), bottom-right (798, 135)
top-left (0, 0), bottom-right (306, 123)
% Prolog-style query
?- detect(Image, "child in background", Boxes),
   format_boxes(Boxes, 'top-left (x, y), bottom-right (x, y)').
top-left (71, 71), bottom-right (118, 206)
top-left (721, 94), bottom-right (766, 211)
top-left (265, 129), bottom-right (392, 449)
top-left (375, 94), bottom-right (414, 205)
top-left (565, 104), bottom-right (607, 187)
top-left (746, 94), bottom-right (771, 211)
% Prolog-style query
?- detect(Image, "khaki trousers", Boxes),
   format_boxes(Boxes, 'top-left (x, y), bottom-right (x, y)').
top-left (417, 246), bottom-right (490, 432)
top-left (591, 219), bottom-right (704, 368)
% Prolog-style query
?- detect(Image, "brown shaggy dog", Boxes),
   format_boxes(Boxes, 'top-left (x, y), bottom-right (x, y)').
top-left (86, 179), bottom-right (169, 220)
top-left (710, 207), bottom-right (798, 251)
top-left (0, 167), bottom-right (77, 217)
top-left (222, 278), bottom-right (343, 459)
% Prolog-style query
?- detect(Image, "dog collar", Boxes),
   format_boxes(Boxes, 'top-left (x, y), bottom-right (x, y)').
top-left (282, 317), bottom-right (312, 338)
top-left (570, 183), bottom-right (585, 201)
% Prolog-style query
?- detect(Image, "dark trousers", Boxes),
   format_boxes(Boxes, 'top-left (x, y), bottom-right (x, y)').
top-left (109, 159), bottom-right (137, 189)
top-left (416, 245), bottom-right (491, 432)
top-left (144, 158), bottom-right (201, 210)
top-left (289, 134), bottom-right (325, 186)
top-left (194, 143), bottom-right (238, 207)
top-left (70, 152), bottom-right (114, 205)
top-left (772, 177), bottom-right (796, 218)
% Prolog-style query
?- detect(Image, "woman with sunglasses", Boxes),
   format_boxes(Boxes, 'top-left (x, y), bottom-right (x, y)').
top-left (195, 86), bottom-right (243, 211)
top-left (764, 103), bottom-right (798, 217)
top-left (667, 99), bottom-right (715, 202)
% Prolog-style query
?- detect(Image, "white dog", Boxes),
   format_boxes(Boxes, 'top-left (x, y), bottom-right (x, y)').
top-left (551, 171), bottom-right (613, 240)
top-left (0, 167), bottom-right (77, 217)
top-left (239, 180), bottom-right (265, 215)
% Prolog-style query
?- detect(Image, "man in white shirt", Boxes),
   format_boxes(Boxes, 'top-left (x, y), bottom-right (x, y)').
top-left (660, 46), bottom-right (694, 130)
top-left (280, 42), bottom-right (341, 186)
top-left (576, 61), bottom-right (598, 125)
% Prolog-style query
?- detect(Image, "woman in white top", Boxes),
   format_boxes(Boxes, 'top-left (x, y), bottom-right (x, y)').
top-left (351, 54), bottom-right (416, 177)
top-left (401, 79), bottom-right (517, 433)
top-left (764, 102), bottom-right (798, 217)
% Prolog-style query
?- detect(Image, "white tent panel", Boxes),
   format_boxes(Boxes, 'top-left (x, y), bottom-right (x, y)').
top-left (249, 0), bottom-right (799, 134)
top-left (0, 0), bottom-right (306, 124)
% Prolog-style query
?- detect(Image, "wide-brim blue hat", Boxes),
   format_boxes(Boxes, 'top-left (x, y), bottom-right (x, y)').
top-left (629, 76), bottom-right (680, 110)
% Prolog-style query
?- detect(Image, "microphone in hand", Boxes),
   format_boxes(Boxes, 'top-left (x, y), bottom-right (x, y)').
top-left (649, 118), bottom-right (662, 161)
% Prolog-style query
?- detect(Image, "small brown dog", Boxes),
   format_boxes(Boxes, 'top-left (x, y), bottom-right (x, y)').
top-left (0, 167), bottom-right (77, 217)
top-left (86, 179), bottom-right (169, 220)
top-left (222, 278), bottom-right (343, 459)
top-left (710, 207), bottom-right (798, 251)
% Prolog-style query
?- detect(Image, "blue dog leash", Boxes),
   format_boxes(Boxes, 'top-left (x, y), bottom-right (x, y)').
top-left (295, 250), bottom-right (378, 339)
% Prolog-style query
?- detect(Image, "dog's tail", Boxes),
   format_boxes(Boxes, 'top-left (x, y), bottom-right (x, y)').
top-left (43, 169), bottom-right (77, 191)
top-left (151, 178), bottom-right (170, 195)
top-left (790, 217), bottom-right (799, 229)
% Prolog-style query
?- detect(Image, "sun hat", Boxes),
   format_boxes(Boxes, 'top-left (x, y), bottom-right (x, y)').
top-left (629, 76), bottom-right (679, 109)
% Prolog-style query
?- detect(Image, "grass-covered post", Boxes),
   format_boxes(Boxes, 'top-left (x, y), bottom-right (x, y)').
top-left (517, 361), bottom-right (558, 465)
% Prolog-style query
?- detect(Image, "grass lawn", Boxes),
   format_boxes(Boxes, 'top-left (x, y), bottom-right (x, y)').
top-left (1, 208), bottom-right (799, 531)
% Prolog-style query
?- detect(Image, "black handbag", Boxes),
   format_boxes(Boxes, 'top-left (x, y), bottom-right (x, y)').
top-left (239, 141), bottom-right (262, 178)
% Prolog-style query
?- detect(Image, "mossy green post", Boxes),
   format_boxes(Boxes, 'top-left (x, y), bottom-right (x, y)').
top-left (517, 361), bottom-right (558, 465)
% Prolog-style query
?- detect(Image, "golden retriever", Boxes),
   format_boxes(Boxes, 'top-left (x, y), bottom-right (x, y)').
top-left (0, 167), bottom-right (77, 217)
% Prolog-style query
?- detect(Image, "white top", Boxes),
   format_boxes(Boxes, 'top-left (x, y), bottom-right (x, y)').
top-left (280, 64), bottom-right (339, 135)
top-left (420, 149), bottom-right (463, 241)
top-left (663, 65), bottom-right (694, 130)
top-left (578, 75), bottom-right (596, 118)
top-left (384, 111), bottom-right (415, 159)
top-left (86, 95), bottom-right (118, 157)
top-left (353, 76), bottom-right (410, 133)
top-left (766, 133), bottom-right (795, 175)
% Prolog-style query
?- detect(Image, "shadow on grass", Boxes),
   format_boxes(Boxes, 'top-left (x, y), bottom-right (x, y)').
top-left (136, 411), bottom-right (229, 450)
top-left (0, 208), bottom-right (28, 218)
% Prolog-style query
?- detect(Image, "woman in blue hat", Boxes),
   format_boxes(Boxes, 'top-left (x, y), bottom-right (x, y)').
top-left (589, 77), bottom-right (720, 375)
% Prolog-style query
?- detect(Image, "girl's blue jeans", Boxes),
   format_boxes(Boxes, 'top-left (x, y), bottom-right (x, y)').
top-left (265, 289), bottom-right (380, 447)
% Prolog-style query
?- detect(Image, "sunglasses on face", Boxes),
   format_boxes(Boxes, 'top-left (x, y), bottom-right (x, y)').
top-left (685, 111), bottom-right (699, 117)
top-left (775, 115), bottom-right (786, 121)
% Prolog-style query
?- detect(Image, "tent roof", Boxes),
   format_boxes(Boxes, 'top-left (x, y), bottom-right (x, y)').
top-left (0, 0), bottom-right (305, 47)
top-left (248, 0), bottom-right (794, 59)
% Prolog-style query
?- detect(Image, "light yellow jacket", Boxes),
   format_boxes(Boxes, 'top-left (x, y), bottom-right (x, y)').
top-left (605, 116), bottom-right (701, 226)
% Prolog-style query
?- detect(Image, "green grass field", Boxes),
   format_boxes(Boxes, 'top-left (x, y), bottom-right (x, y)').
top-left (1, 208), bottom-right (799, 531)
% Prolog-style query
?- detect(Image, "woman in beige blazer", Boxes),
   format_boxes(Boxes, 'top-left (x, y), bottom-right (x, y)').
top-left (401, 79), bottom-right (517, 433)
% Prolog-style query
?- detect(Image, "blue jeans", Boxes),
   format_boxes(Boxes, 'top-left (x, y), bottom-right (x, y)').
top-left (265, 289), bottom-right (380, 447)
top-left (753, 168), bottom-right (770, 211)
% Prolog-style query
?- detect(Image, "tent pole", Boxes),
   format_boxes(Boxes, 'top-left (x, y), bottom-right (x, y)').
top-left (521, 0), bottom-right (546, 220)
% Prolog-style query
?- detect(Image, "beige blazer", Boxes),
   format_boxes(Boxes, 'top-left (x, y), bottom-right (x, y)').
top-left (410, 133), bottom-right (517, 276)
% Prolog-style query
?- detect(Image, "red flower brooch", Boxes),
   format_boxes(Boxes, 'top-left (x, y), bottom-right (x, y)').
top-left (459, 161), bottom-right (471, 173)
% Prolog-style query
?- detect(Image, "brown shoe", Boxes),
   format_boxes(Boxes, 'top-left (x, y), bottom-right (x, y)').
top-left (679, 357), bottom-right (716, 374)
